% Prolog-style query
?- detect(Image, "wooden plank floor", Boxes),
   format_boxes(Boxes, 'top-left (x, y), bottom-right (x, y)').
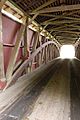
top-left (1, 59), bottom-right (80, 120)
top-left (70, 59), bottom-right (80, 120)
top-left (0, 59), bottom-right (60, 120)
top-left (27, 60), bottom-right (70, 120)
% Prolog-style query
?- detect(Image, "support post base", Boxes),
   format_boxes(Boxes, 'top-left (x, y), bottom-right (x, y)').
top-left (0, 81), bottom-right (6, 89)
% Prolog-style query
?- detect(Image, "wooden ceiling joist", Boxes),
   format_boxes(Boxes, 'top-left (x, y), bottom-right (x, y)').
top-left (48, 25), bottom-right (80, 31)
top-left (32, 0), bottom-right (57, 13)
top-left (2, 0), bottom-right (80, 45)
top-left (0, 0), bottom-right (7, 9)
top-left (31, 4), bottom-right (80, 14)
top-left (55, 34), bottom-right (79, 39)
top-left (41, 16), bottom-right (80, 25)
top-left (51, 30), bottom-right (80, 35)
top-left (43, 20), bottom-right (80, 27)
top-left (49, 28), bottom-right (80, 33)
top-left (56, 36), bottom-right (78, 40)
top-left (53, 33), bottom-right (79, 38)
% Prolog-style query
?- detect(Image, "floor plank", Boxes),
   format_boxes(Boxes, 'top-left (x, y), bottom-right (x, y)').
top-left (27, 61), bottom-right (70, 120)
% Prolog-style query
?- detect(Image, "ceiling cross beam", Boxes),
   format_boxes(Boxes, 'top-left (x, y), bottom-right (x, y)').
top-left (48, 25), bottom-right (80, 31)
top-left (41, 15), bottom-right (80, 25)
top-left (44, 21), bottom-right (80, 27)
top-left (31, 4), bottom-right (80, 15)
top-left (51, 30), bottom-right (80, 34)
top-left (32, 0), bottom-right (57, 13)
top-left (0, 0), bottom-right (7, 9)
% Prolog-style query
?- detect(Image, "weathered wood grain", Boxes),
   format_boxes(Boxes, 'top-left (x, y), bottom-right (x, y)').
top-left (27, 60), bottom-right (70, 120)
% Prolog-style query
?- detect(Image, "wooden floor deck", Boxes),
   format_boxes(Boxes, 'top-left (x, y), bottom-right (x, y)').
top-left (27, 60), bottom-right (70, 120)
top-left (0, 59), bottom-right (80, 120)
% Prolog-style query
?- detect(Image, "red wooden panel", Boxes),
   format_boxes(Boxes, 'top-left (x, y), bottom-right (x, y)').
top-left (2, 15), bottom-right (20, 44)
top-left (2, 15), bottom-right (21, 73)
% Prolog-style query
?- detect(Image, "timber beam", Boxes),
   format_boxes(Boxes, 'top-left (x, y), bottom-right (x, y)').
top-left (48, 25), bottom-right (80, 31)
top-left (24, 16), bottom-right (28, 59)
top-left (51, 30), bottom-right (80, 35)
top-left (55, 36), bottom-right (78, 40)
top-left (0, 0), bottom-right (8, 89)
top-left (0, 0), bottom-right (7, 9)
top-left (31, 4), bottom-right (80, 14)
top-left (41, 16), bottom-right (80, 25)
top-left (32, 0), bottom-right (57, 13)
top-left (6, 24), bottom-right (25, 83)
top-left (39, 10), bottom-right (80, 17)
top-left (41, 20), bottom-right (80, 26)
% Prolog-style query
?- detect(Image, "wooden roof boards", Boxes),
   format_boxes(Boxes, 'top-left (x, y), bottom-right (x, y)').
top-left (4, 0), bottom-right (80, 44)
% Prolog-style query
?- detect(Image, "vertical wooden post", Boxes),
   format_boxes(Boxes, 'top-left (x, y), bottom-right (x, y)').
top-left (6, 25), bottom-right (25, 82)
top-left (52, 45), bottom-right (54, 59)
top-left (0, 0), bottom-right (7, 89)
top-left (51, 45), bottom-right (53, 60)
top-left (41, 48), bottom-right (44, 63)
top-left (32, 32), bottom-right (39, 53)
top-left (50, 44), bottom-right (53, 60)
top-left (48, 45), bottom-right (50, 61)
top-left (29, 31), bottom-right (35, 54)
top-left (44, 46), bottom-right (47, 63)
top-left (31, 31), bottom-right (39, 69)
top-left (24, 16), bottom-right (28, 58)
top-left (39, 51), bottom-right (42, 66)
top-left (38, 34), bottom-right (42, 66)
top-left (46, 45), bottom-right (49, 62)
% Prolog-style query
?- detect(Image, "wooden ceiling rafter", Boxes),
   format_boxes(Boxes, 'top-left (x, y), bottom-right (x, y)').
top-left (31, 4), bottom-right (80, 15)
top-left (41, 15), bottom-right (80, 26)
top-left (55, 36), bottom-right (78, 40)
top-left (47, 25), bottom-right (80, 32)
top-left (2, 0), bottom-right (80, 45)
top-left (32, 0), bottom-right (57, 13)
top-left (49, 28), bottom-right (80, 33)
top-left (40, 10), bottom-right (80, 25)
top-left (51, 30), bottom-right (80, 35)
top-left (43, 20), bottom-right (80, 27)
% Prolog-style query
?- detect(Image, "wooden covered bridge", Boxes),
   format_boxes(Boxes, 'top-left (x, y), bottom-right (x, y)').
top-left (0, 0), bottom-right (80, 119)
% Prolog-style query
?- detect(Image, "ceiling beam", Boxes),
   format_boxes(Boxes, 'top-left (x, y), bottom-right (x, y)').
top-left (41, 10), bottom-right (80, 25)
top-left (49, 27), bottom-right (80, 32)
top-left (6, 1), bottom-right (24, 16)
top-left (57, 39), bottom-right (76, 43)
top-left (28, 13), bottom-right (39, 25)
top-left (43, 20), bottom-right (80, 26)
top-left (31, 4), bottom-right (80, 14)
top-left (42, 16), bottom-right (80, 25)
top-left (39, 9), bottom-right (80, 17)
top-left (53, 33), bottom-right (79, 38)
top-left (32, 0), bottom-right (56, 13)
top-left (57, 39), bottom-right (75, 44)
top-left (56, 36), bottom-right (77, 40)
top-left (0, 0), bottom-right (7, 9)
top-left (55, 34), bottom-right (78, 38)
top-left (51, 30), bottom-right (80, 35)
top-left (48, 25), bottom-right (80, 31)
top-left (38, 13), bottom-right (55, 17)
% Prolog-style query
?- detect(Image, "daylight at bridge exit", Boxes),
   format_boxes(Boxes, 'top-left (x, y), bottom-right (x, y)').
top-left (0, 0), bottom-right (80, 120)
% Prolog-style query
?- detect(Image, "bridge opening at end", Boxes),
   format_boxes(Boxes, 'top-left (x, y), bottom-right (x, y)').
top-left (60, 45), bottom-right (75, 59)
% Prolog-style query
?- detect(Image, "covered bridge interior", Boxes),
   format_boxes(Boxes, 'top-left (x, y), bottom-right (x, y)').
top-left (0, 0), bottom-right (80, 120)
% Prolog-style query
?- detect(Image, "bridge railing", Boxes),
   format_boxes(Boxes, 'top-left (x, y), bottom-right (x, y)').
top-left (4, 41), bottom-right (60, 89)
